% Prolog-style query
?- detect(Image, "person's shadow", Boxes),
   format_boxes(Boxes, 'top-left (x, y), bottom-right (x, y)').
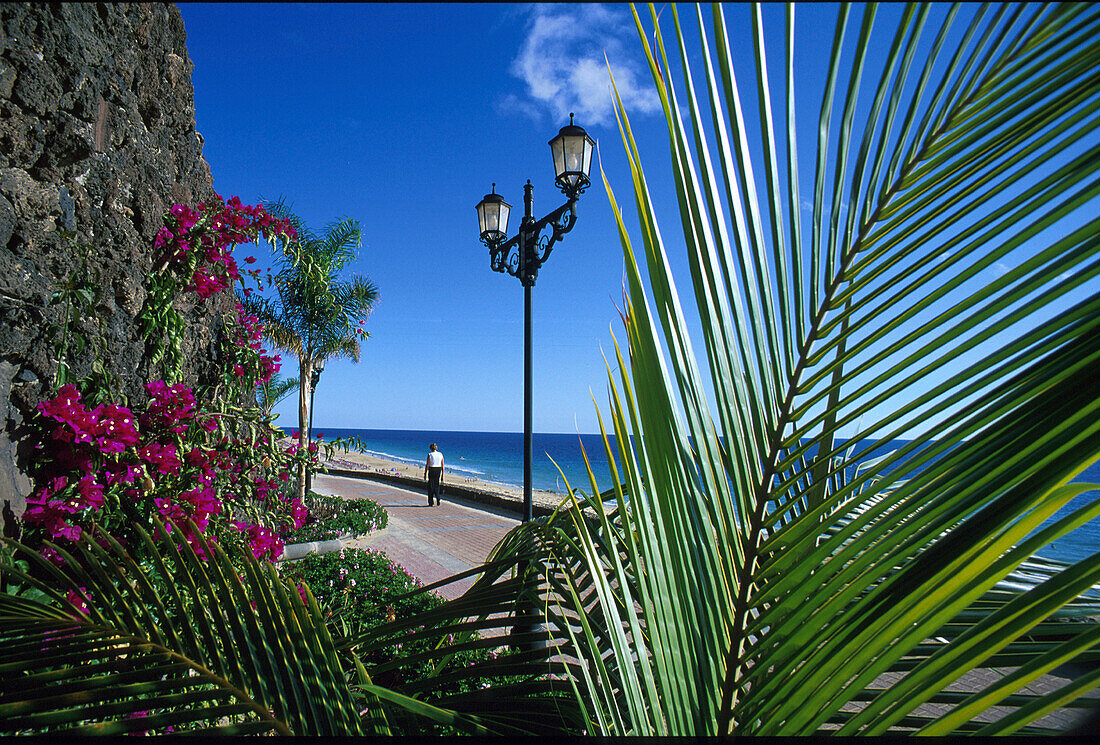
top-left (2, 500), bottom-right (20, 540)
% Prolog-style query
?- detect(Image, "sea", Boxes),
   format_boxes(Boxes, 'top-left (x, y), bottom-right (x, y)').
top-left (307, 427), bottom-right (1100, 565)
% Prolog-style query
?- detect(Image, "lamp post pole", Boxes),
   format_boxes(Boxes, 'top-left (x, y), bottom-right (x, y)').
top-left (522, 181), bottom-right (534, 524)
top-left (475, 115), bottom-right (594, 650)
top-left (305, 358), bottom-right (324, 495)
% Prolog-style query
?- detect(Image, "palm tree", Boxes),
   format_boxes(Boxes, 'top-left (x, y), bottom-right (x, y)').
top-left (243, 200), bottom-right (379, 500)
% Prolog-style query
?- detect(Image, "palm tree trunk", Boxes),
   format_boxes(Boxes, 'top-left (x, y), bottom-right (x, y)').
top-left (298, 356), bottom-right (311, 501)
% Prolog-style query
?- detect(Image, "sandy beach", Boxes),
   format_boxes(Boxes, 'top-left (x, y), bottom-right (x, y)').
top-left (319, 445), bottom-right (573, 514)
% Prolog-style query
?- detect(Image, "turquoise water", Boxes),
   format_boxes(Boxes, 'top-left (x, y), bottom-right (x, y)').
top-left (306, 427), bottom-right (1100, 565)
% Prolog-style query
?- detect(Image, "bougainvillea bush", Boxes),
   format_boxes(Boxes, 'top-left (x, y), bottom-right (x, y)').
top-left (20, 196), bottom-right (334, 566)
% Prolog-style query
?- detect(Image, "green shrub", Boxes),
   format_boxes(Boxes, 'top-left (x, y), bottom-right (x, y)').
top-left (283, 493), bottom-right (387, 543)
top-left (279, 548), bottom-right (499, 694)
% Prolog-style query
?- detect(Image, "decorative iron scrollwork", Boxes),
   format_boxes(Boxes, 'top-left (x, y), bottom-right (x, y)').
top-left (486, 197), bottom-right (577, 287)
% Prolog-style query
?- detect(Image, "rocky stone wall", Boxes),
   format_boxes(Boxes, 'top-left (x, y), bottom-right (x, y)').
top-left (0, 3), bottom-right (225, 521)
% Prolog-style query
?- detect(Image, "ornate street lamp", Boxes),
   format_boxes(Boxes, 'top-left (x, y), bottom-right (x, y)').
top-left (475, 114), bottom-right (594, 649)
top-left (474, 113), bottom-right (594, 518)
top-left (475, 185), bottom-right (511, 245)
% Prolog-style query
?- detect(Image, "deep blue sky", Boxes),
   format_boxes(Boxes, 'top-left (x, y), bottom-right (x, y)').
top-left (181, 3), bottom-right (684, 434)
top-left (178, 4), bottom-right (1095, 438)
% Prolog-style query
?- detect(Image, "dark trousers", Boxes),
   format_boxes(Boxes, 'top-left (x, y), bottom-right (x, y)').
top-left (427, 466), bottom-right (443, 505)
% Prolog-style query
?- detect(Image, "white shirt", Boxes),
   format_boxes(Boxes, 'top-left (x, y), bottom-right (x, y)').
top-left (427, 451), bottom-right (444, 468)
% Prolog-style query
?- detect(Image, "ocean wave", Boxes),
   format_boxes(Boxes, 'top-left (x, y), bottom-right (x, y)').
top-left (359, 449), bottom-right (421, 467)
top-left (359, 448), bottom-right (488, 477)
top-left (445, 463), bottom-right (488, 477)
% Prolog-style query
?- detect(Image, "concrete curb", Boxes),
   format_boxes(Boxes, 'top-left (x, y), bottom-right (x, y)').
top-left (279, 537), bottom-right (350, 561)
top-left (279, 524), bottom-right (394, 562)
top-left (321, 467), bottom-right (562, 519)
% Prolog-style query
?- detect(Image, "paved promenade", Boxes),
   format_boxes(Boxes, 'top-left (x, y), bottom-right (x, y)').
top-left (311, 472), bottom-right (1096, 732)
top-left (313, 472), bottom-right (523, 600)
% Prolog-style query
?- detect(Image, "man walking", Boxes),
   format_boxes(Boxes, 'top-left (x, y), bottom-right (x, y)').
top-left (424, 443), bottom-right (445, 506)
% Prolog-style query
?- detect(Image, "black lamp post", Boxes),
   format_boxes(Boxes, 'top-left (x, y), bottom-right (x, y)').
top-left (475, 113), bottom-right (595, 522)
top-left (475, 114), bottom-right (594, 648)
top-left (305, 357), bottom-right (325, 494)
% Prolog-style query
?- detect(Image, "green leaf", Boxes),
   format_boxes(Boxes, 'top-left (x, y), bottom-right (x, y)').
top-left (535, 2), bottom-right (1100, 736)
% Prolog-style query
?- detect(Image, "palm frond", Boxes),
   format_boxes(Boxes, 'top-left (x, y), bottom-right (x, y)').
top-left (334, 276), bottom-right (381, 318)
top-left (308, 332), bottom-right (361, 366)
top-left (538, 2), bottom-right (1100, 735)
top-left (338, 518), bottom-right (589, 735)
top-left (0, 520), bottom-right (369, 735)
top-left (262, 197), bottom-right (318, 247)
top-left (258, 374), bottom-right (300, 415)
top-left (238, 293), bottom-right (304, 358)
top-left (316, 217), bottom-right (362, 269)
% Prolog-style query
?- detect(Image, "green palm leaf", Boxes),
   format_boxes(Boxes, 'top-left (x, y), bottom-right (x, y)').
top-left (327, 520), bottom-right (590, 735)
top-left (536, 2), bottom-right (1100, 735)
top-left (0, 520), bottom-right (369, 735)
top-left (257, 374), bottom-right (300, 416)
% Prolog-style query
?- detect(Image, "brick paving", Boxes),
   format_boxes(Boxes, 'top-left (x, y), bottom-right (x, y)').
top-left (313, 472), bottom-right (521, 600)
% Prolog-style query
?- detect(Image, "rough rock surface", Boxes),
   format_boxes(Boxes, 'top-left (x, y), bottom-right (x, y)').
top-left (0, 3), bottom-right (226, 522)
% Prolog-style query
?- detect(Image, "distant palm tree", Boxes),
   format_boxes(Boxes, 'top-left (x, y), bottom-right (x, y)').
top-left (257, 372), bottom-right (299, 418)
top-left (243, 200), bottom-right (379, 499)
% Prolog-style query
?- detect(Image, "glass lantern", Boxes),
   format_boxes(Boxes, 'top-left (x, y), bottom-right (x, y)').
top-left (549, 113), bottom-right (595, 197)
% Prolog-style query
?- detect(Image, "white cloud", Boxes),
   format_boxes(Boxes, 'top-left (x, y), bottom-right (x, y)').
top-left (494, 93), bottom-right (544, 123)
top-left (504, 4), bottom-right (660, 127)
top-left (992, 261), bottom-right (1011, 278)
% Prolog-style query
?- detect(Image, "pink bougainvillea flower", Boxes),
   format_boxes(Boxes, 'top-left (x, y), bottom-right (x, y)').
top-left (38, 385), bottom-right (98, 445)
top-left (103, 461), bottom-right (141, 487)
top-left (142, 381), bottom-right (196, 433)
top-left (75, 473), bottom-right (106, 510)
top-left (39, 545), bottom-right (66, 567)
top-left (178, 485), bottom-right (220, 531)
top-left (169, 203), bottom-right (199, 232)
top-left (154, 496), bottom-right (187, 531)
top-left (244, 255), bottom-right (256, 264)
top-left (189, 270), bottom-right (228, 299)
top-left (23, 490), bottom-right (81, 537)
top-left (288, 497), bottom-right (309, 530)
top-left (91, 403), bottom-right (139, 454)
top-left (182, 528), bottom-right (211, 561)
top-left (153, 226), bottom-right (173, 251)
top-left (233, 521), bottom-right (285, 562)
top-left (65, 587), bottom-right (90, 616)
top-left (23, 474), bottom-right (86, 541)
top-left (138, 442), bottom-right (181, 475)
top-left (254, 477), bottom-right (276, 502)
